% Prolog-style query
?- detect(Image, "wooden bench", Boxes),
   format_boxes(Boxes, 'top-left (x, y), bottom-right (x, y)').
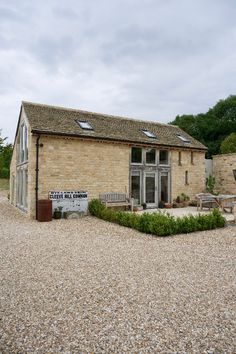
top-left (99, 192), bottom-right (133, 211)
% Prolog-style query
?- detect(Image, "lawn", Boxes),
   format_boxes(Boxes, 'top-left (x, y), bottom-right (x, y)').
top-left (0, 178), bottom-right (9, 190)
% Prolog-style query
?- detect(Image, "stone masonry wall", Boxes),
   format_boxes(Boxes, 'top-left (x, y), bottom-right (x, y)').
top-left (213, 153), bottom-right (236, 194)
top-left (28, 135), bottom-right (130, 218)
top-left (171, 150), bottom-right (206, 201)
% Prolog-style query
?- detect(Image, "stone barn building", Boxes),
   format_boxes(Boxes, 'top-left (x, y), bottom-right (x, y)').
top-left (10, 102), bottom-right (207, 218)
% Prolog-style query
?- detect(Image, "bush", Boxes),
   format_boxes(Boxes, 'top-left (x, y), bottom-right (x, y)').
top-left (88, 199), bottom-right (106, 217)
top-left (0, 167), bottom-right (9, 179)
top-left (176, 193), bottom-right (190, 203)
top-left (88, 199), bottom-right (226, 236)
top-left (206, 175), bottom-right (216, 194)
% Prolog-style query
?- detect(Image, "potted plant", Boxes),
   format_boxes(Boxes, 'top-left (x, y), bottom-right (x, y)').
top-left (158, 200), bottom-right (165, 209)
top-left (53, 206), bottom-right (63, 219)
top-left (164, 203), bottom-right (172, 209)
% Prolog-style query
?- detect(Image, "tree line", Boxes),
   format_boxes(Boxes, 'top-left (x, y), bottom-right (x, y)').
top-left (0, 131), bottom-right (13, 179)
top-left (170, 95), bottom-right (236, 158)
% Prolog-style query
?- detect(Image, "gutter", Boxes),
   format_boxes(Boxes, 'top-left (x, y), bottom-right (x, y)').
top-left (35, 135), bottom-right (43, 220)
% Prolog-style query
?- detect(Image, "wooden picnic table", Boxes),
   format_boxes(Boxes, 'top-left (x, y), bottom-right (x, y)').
top-left (196, 193), bottom-right (236, 212)
top-left (196, 193), bottom-right (220, 211)
top-left (216, 194), bottom-right (236, 213)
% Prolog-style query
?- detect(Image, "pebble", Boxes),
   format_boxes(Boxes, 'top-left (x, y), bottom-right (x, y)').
top-left (0, 190), bottom-right (235, 353)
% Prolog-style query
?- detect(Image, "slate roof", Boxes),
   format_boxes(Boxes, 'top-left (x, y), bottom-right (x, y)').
top-left (22, 101), bottom-right (207, 150)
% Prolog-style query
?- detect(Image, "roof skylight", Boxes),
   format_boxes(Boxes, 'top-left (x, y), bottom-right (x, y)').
top-left (142, 129), bottom-right (157, 139)
top-left (176, 133), bottom-right (190, 143)
top-left (77, 120), bottom-right (93, 130)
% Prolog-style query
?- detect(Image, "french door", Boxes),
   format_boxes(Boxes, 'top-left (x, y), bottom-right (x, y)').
top-left (144, 172), bottom-right (158, 207)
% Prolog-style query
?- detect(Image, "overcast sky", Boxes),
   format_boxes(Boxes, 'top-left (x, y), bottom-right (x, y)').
top-left (0, 0), bottom-right (235, 142)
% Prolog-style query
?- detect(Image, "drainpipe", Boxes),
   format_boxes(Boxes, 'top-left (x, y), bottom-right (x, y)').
top-left (35, 135), bottom-right (43, 220)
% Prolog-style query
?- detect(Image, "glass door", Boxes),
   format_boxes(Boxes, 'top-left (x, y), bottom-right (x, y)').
top-left (160, 172), bottom-right (170, 203)
top-left (144, 172), bottom-right (157, 207)
top-left (131, 171), bottom-right (141, 205)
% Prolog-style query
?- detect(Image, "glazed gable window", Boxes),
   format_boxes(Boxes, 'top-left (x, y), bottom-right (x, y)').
top-left (131, 147), bottom-right (142, 164)
top-left (17, 123), bottom-right (28, 164)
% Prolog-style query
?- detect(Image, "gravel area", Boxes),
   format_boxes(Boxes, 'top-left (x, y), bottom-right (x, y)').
top-left (0, 191), bottom-right (236, 353)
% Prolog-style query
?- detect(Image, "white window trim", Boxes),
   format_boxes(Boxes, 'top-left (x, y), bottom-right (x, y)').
top-left (159, 150), bottom-right (170, 166)
top-left (131, 170), bottom-right (141, 205)
top-left (131, 147), bottom-right (143, 165)
top-left (145, 148), bottom-right (157, 166)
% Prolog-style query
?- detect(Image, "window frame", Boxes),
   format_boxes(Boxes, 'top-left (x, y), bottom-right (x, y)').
top-left (159, 150), bottom-right (169, 166)
top-left (131, 170), bottom-right (141, 205)
top-left (145, 148), bottom-right (157, 166)
top-left (17, 123), bottom-right (28, 165)
top-left (176, 133), bottom-right (190, 143)
top-left (77, 120), bottom-right (93, 130)
top-left (131, 147), bottom-right (143, 165)
top-left (142, 129), bottom-right (157, 139)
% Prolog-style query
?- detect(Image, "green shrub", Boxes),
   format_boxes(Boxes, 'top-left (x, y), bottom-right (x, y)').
top-left (0, 167), bottom-right (9, 179)
top-left (88, 199), bottom-right (225, 236)
top-left (88, 199), bottom-right (106, 217)
top-left (206, 175), bottom-right (216, 194)
top-left (176, 193), bottom-right (190, 203)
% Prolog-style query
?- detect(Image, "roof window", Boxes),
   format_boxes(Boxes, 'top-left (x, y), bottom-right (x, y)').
top-left (176, 133), bottom-right (190, 143)
top-left (77, 120), bottom-right (93, 130)
top-left (142, 129), bottom-right (157, 139)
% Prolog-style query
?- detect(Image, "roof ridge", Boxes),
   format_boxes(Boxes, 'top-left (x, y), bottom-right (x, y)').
top-left (22, 100), bottom-right (176, 128)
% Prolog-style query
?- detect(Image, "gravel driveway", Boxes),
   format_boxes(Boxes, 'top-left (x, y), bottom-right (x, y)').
top-left (0, 191), bottom-right (235, 353)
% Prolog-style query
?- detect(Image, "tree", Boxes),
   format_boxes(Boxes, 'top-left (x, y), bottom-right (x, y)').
top-left (170, 95), bottom-right (236, 157)
top-left (220, 133), bottom-right (236, 154)
top-left (0, 130), bottom-right (13, 179)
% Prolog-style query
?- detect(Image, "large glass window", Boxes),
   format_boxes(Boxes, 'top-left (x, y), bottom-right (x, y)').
top-left (159, 150), bottom-right (169, 165)
top-left (17, 123), bottom-right (28, 164)
top-left (131, 147), bottom-right (142, 164)
top-left (145, 173), bottom-right (156, 204)
top-left (146, 149), bottom-right (156, 164)
top-left (17, 168), bottom-right (28, 210)
top-left (131, 171), bottom-right (141, 205)
top-left (161, 172), bottom-right (169, 203)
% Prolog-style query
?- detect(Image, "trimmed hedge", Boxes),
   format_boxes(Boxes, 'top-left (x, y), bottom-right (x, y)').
top-left (88, 199), bottom-right (225, 236)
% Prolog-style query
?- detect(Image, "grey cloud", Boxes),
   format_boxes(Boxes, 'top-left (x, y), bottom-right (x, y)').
top-left (0, 0), bottom-right (236, 142)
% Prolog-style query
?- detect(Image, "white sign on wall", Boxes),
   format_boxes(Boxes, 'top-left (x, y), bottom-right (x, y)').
top-left (49, 191), bottom-right (88, 214)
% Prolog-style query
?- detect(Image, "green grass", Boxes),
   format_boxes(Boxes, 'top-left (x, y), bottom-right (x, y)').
top-left (0, 178), bottom-right (9, 190)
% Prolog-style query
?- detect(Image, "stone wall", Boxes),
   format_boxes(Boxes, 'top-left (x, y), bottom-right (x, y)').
top-left (213, 153), bottom-right (236, 194)
top-left (28, 135), bottom-right (130, 217)
top-left (171, 150), bottom-right (206, 200)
